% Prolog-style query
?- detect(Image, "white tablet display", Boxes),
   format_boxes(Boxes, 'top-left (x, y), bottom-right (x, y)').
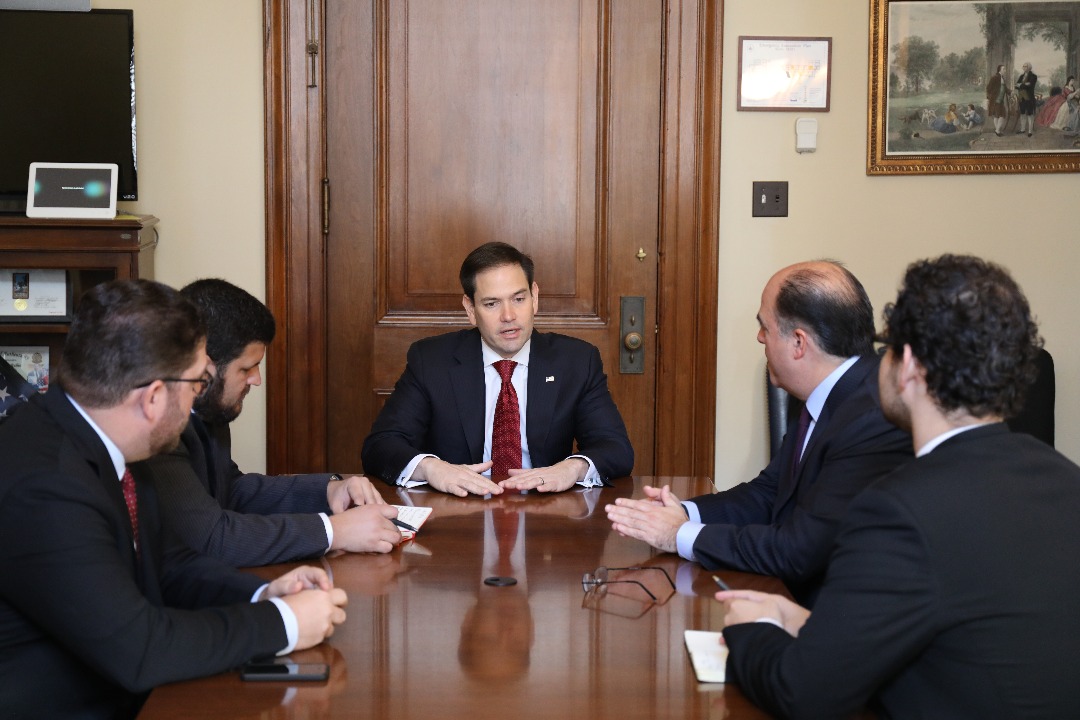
top-left (26, 162), bottom-right (118, 219)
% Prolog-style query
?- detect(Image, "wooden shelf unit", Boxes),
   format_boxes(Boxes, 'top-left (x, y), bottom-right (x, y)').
top-left (0, 214), bottom-right (159, 381)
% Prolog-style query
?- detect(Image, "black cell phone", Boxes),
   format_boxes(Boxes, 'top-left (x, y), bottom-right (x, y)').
top-left (240, 660), bottom-right (330, 682)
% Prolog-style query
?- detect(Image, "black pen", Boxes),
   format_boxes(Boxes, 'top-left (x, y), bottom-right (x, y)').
top-left (392, 518), bottom-right (417, 533)
top-left (712, 575), bottom-right (731, 591)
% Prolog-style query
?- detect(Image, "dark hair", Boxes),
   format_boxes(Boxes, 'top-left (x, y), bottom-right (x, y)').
top-left (774, 262), bottom-right (874, 357)
top-left (459, 242), bottom-right (535, 300)
top-left (880, 254), bottom-right (1042, 418)
top-left (180, 279), bottom-right (275, 367)
top-left (58, 279), bottom-right (205, 407)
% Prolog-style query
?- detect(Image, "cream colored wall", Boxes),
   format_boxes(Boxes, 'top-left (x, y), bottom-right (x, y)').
top-left (89, 1), bottom-right (1075, 480)
top-left (715, 2), bottom-right (1077, 489)
top-left (95, 0), bottom-right (268, 472)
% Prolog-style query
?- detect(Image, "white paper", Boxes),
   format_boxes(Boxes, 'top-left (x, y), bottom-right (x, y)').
top-left (684, 630), bottom-right (728, 683)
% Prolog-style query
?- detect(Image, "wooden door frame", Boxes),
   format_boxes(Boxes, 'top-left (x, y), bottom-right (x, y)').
top-left (262, 0), bottom-right (723, 477)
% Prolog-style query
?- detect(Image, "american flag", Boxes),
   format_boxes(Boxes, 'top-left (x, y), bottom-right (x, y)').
top-left (0, 355), bottom-right (35, 423)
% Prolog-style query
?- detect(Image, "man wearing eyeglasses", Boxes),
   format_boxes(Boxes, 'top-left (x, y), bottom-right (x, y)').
top-left (138, 279), bottom-right (402, 567)
top-left (0, 279), bottom-right (347, 718)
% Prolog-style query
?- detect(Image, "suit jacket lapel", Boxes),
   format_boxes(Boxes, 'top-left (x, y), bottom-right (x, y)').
top-left (451, 329), bottom-right (487, 462)
top-left (777, 354), bottom-right (874, 507)
top-left (42, 386), bottom-right (141, 574)
top-left (525, 331), bottom-right (554, 465)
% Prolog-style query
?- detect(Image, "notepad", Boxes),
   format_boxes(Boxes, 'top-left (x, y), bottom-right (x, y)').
top-left (684, 630), bottom-right (728, 683)
top-left (392, 505), bottom-right (432, 539)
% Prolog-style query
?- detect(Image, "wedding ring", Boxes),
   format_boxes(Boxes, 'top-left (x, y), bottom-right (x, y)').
top-left (539, 477), bottom-right (545, 485)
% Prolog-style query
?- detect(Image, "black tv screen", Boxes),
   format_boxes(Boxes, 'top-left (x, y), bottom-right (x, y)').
top-left (0, 9), bottom-right (137, 212)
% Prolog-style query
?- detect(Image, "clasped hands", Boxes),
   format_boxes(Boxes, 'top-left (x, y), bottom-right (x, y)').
top-left (605, 484), bottom-right (688, 553)
top-left (260, 566), bottom-right (348, 651)
top-left (417, 457), bottom-right (590, 497)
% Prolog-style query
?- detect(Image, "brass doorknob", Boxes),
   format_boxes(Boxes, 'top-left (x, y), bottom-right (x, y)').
top-left (623, 332), bottom-right (643, 351)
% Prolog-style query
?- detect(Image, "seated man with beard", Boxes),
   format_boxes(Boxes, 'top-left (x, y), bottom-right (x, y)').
top-left (0, 279), bottom-right (347, 719)
top-left (136, 279), bottom-right (401, 566)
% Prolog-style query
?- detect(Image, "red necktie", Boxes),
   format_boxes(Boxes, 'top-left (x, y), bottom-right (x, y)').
top-left (491, 360), bottom-right (521, 477)
top-left (121, 466), bottom-right (139, 554)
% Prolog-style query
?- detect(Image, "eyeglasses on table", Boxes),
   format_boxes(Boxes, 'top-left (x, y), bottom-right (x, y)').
top-left (581, 566), bottom-right (676, 602)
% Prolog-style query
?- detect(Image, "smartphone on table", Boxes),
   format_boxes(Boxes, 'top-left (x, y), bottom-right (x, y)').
top-left (240, 658), bottom-right (330, 682)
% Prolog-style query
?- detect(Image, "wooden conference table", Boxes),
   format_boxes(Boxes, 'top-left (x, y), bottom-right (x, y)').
top-left (139, 477), bottom-right (788, 719)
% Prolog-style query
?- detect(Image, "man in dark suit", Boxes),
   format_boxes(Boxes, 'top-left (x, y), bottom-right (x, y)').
top-left (0, 280), bottom-right (347, 719)
top-left (606, 261), bottom-right (911, 606)
top-left (986, 63), bottom-right (1008, 136)
top-left (362, 242), bottom-right (633, 496)
top-left (1015, 62), bottom-right (1038, 137)
top-left (138, 278), bottom-right (401, 566)
top-left (718, 255), bottom-right (1080, 718)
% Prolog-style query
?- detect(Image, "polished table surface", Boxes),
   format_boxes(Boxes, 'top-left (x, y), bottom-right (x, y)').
top-left (139, 477), bottom-right (788, 719)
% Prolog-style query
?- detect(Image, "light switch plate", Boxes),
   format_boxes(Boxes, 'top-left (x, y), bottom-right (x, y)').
top-left (752, 181), bottom-right (788, 217)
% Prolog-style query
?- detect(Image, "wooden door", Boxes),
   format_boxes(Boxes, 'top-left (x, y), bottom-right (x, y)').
top-left (263, 0), bottom-right (722, 477)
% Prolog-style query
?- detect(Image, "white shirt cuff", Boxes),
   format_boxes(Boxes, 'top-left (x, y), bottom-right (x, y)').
top-left (569, 454), bottom-right (602, 487)
top-left (676, 519), bottom-right (704, 561)
top-left (755, 616), bottom-right (786, 631)
top-left (319, 512), bottom-right (333, 552)
top-left (266, 596), bottom-right (299, 655)
top-left (397, 454), bottom-right (437, 487)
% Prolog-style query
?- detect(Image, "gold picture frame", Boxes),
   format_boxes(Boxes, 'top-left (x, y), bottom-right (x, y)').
top-left (868, 0), bottom-right (1080, 175)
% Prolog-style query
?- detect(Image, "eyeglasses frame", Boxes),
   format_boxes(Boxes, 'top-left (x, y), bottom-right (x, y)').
top-left (580, 565), bottom-right (676, 603)
top-left (135, 369), bottom-right (212, 399)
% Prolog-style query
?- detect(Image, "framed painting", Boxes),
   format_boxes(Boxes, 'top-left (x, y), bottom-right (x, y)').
top-left (738, 36), bottom-right (832, 111)
top-left (868, 0), bottom-right (1080, 175)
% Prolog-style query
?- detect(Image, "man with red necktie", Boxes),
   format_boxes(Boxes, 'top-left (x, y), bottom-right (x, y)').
top-left (0, 280), bottom-right (347, 719)
top-left (362, 242), bottom-right (633, 496)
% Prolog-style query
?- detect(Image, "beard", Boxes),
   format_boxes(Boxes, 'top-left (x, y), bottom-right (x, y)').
top-left (879, 374), bottom-right (912, 433)
top-left (193, 373), bottom-right (244, 424)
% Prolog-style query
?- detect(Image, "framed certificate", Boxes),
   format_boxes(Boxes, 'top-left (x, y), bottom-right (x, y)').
top-left (0, 269), bottom-right (72, 322)
top-left (737, 36), bottom-right (832, 111)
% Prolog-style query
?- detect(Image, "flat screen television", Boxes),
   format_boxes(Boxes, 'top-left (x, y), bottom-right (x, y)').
top-left (0, 9), bottom-right (137, 213)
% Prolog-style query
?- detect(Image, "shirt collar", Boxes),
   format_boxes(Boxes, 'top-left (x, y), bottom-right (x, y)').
top-left (66, 393), bottom-right (126, 481)
top-left (916, 424), bottom-right (984, 457)
top-left (803, 356), bottom-right (859, 423)
top-left (481, 338), bottom-right (532, 368)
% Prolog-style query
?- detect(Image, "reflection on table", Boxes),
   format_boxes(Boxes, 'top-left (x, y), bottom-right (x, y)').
top-left (139, 477), bottom-right (785, 719)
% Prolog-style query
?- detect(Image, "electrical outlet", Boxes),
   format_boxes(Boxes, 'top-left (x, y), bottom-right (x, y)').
top-left (752, 181), bottom-right (789, 217)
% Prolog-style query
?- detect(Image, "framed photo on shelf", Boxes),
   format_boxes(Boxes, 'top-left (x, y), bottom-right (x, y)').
top-left (737, 36), bottom-right (832, 111)
top-left (868, 0), bottom-right (1080, 176)
top-left (0, 269), bottom-right (71, 322)
top-left (0, 345), bottom-right (49, 393)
